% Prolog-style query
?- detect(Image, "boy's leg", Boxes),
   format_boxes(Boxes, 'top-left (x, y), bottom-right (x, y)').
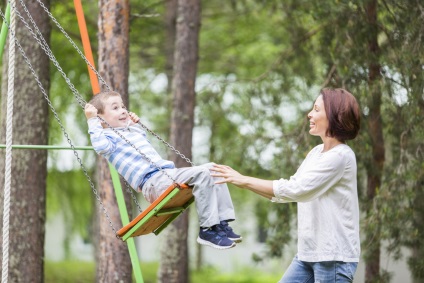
top-left (142, 163), bottom-right (236, 228)
top-left (172, 163), bottom-right (236, 228)
top-left (142, 163), bottom-right (237, 249)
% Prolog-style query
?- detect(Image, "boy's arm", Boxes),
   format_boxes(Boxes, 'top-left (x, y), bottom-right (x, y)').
top-left (85, 103), bottom-right (116, 155)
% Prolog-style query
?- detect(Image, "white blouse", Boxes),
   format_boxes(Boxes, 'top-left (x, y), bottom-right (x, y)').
top-left (272, 144), bottom-right (360, 262)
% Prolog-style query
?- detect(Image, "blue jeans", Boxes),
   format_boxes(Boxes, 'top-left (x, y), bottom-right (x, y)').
top-left (279, 255), bottom-right (358, 283)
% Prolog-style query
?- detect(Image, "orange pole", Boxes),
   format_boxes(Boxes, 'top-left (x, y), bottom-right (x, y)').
top-left (74, 0), bottom-right (100, 95)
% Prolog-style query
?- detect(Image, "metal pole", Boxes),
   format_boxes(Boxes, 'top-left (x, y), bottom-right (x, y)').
top-left (0, 144), bottom-right (93, 150)
top-left (0, 3), bottom-right (11, 60)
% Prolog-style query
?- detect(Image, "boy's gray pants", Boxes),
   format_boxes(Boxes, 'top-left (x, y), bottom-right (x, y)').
top-left (141, 162), bottom-right (236, 228)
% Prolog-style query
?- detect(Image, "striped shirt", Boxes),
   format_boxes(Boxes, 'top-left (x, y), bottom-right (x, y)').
top-left (87, 117), bottom-right (175, 190)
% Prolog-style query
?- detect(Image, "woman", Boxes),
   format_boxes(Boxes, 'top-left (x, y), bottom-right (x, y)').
top-left (212, 88), bottom-right (361, 282)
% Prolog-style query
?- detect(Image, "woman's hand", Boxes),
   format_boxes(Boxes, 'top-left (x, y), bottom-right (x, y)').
top-left (211, 164), bottom-right (275, 199)
top-left (211, 164), bottom-right (247, 187)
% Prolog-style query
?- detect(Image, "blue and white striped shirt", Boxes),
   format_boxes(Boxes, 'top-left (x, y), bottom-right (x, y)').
top-left (87, 118), bottom-right (175, 190)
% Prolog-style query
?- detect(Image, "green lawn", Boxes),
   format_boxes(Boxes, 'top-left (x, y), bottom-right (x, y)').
top-left (45, 261), bottom-right (281, 283)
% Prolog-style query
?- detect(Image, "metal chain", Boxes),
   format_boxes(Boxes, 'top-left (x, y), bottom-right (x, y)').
top-left (17, 0), bottom-right (196, 168)
top-left (31, 0), bottom-right (111, 91)
top-left (29, 0), bottom-right (196, 167)
top-left (4, 3), bottom-right (176, 213)
top-left (123, 180), bottom-right (142, 212)
top-left (10, 1), bottom-right (146, 212)
top-left (6, 1), bottom-right (196, 214)
top-left (137, 122), bottom-right (195, 167)
top-left (96, 116), bottom-right (178, 183)
top-left (0, 8), bottom-right (118, 235)
top-left (12, 1), bottom-right (86, 107)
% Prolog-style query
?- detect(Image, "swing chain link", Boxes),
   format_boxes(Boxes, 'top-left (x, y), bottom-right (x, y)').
top-left (13, 1), bottom-right (87, 107)
top-left (11, 1), bottom-right (147, 214)
top-left (33, 0), bottom-right (111, 92)
top-left (18, 0), bottom-right (196, 169)
top-left (97, 116), bottom-right (179, 183)
top-left (124, 180), bottom-right (143, 212)
top-left (0, 6), bottom-right (118, 235)
top-left (28, 0), bottom-right (197, 169)
top-left (19, 0), bottom-right (195, 169)
top-left (137, 122), bottom-right (195, 167)
top-left (3, 0), bottom-right (197, 234)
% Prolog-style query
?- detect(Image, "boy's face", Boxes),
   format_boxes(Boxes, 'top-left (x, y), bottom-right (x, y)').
top-left (99, 96), bottom-right (130, 128)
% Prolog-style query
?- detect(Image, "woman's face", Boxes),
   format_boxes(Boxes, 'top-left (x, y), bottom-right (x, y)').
top-left (307, 95), bottom-right (329, 138)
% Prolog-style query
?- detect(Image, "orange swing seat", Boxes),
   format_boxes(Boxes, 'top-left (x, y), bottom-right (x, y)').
top-left (117, 183), bottom-right (194, 241)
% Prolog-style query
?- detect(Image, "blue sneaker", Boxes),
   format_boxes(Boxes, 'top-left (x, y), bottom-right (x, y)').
top-left (197, 225), bottom-right (236, 249)
top-left (218, 220), bottom-right (242, 243)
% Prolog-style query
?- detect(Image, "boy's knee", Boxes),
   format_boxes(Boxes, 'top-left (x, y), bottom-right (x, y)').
top-left (194, 166), bottom-right (213, 182)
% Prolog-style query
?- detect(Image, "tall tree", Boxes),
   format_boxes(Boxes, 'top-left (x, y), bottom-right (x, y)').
top-left (363, 1), bottom-right (384, 282)
top-left (164, 0), bottom-right (177, 95)
top-left (375, 1), bottom-right (424, 281)
top-left (158, 0), bottom-right (200, 282)
top-left (96, 0), bottom-right (132, 282)
top-left (0, 1), bottom-right (51, 282)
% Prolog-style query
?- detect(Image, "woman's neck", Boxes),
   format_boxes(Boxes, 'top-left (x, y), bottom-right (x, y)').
top-left (322, 137), bottom-right (343, 152)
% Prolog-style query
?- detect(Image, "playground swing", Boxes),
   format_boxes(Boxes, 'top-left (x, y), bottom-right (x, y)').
top-left (0, 1), bottom-right (196, 241)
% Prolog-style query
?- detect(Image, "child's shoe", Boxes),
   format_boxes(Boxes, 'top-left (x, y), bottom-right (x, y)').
top-left (197, 225), bottom-right (236, 249)
top-left (218, 220), bottom-right (242, 243)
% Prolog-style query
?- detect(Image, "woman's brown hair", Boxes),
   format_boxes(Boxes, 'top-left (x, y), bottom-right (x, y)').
top-left (320, 88), bottom-right (361, 142)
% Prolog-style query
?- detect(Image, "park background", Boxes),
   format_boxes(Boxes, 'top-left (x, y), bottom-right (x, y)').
top-left (0, 0), bottom-right (423, 282)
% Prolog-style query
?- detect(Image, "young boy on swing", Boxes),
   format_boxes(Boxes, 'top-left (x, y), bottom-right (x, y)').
top-left (84, 90), bottom-right (241, 249)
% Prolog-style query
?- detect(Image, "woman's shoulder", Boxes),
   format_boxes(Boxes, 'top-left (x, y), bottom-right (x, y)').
top-left (309, 143), bottom-right (355, 161)
top-left (328, 144), bottom-right (356, 164)
top-left (332, 143), bottom-right (355, 154)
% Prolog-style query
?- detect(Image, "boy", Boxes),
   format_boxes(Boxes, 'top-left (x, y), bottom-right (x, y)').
top-left (84, 91), bottom-right (242, 249)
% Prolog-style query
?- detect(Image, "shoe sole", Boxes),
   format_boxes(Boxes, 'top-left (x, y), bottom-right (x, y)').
top-left (229, 237), bottom-right (242, 243)
top-left (196, 237), bottom-right (236, 250)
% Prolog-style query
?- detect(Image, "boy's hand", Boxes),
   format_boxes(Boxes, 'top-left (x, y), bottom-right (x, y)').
top-left (128, 112), bottom-right (140, 123)
top-left (84, 103), bottom-right (98, 119)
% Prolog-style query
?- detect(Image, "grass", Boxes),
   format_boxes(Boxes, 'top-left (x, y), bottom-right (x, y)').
top-left (45, 261), bottom-right (281, 283)
top-left (45, 261), bottom-right (95, 283)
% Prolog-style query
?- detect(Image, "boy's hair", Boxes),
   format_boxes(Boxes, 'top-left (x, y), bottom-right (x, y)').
top-left (320, 88), bottom-right (361, 142)
top-left (88, 91), bottom-right (121, 114)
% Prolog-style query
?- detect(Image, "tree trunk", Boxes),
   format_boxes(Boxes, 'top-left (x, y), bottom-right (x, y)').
top-left (364, 0), bottom-right (384, 282)
top-left (164, 0), bottom-right (177, 95)
top-left (0, 1), bottom-right (50, 282)
top-left (158, 0), bottom-right (200, 282)
top-left (96, 1), bottom-right (132, 282)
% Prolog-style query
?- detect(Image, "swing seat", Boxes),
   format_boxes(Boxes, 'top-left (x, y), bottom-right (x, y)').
top-left (117, 183), bottom-right (194, 241)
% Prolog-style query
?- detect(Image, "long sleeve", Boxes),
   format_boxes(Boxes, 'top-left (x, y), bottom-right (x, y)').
top-left (272, 145), bottom-right (346, 203)
top-left (87, 117), bottom-right (116, 155)
top-left (86, 118), bottom-right (175, 190)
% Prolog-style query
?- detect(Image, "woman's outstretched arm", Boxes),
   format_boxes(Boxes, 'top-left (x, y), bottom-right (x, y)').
top-left (211, 164), bottom-right (275, 199)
